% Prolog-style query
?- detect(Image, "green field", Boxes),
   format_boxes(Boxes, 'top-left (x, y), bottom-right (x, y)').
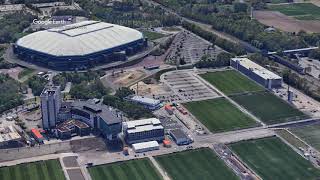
top-left (229, 137), bottom-right (320, 180)
top-left (88, 158), bottom-right (162, 180)
top-left (142, 30), bottom-right (166, 40)
top-left (156, 148), bottom-right (239, 180)
top-left (276, 129), bottom-right (308, 149)
top-left (0, 159), bottom-right (65, 180)
top-left (200, 70), bottom-right (264, 95)
top-left (268, 3), bottom-right (320, 20)
top-left (183, 98), bottom-right (257, 132)
top-left (231, 91), bottom-right (306, 124)
top-left (291, 124), bottom-right (320, 151)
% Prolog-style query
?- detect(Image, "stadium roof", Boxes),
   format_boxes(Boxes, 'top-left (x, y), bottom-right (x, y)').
top-left (231, 58), bottom-right (282, 80)
top-left (16, 21), bottom-right (143, 57)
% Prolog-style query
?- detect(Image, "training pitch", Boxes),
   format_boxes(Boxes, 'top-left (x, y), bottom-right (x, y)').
top-left (231, 91), bottom-right (306, 124)
top-left (88, 158), bottom-right (162, 180)
top-left (183, 98), bottom-right (257, 132)
top-left (229, 137), bottom-right (320, 180)
top-left (291, 123), bottom-right (320, 151)
top-left (0, 159), bottom-right (65, 180)
top-left (156, 148), bottom-right (239, 180)
top-left (268, 3), bottom-right (320, 20)
top-left (200, 70), bottom-right (264, 95)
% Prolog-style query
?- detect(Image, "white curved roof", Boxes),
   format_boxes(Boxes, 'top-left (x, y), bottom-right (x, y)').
top-left (16, 21), bottom-right (143, 57)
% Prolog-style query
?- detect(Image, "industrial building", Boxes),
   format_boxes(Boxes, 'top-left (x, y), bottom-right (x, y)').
top-left (230, 58), bottom-right (282, 89)
top-left (40, 85), bottom-right (61, 129)
top-left (14, 20), bottom-right (147, 70)
top-left (58, 100), bottom-right (123, 141)
top-left (132, 141), bottom-right (160, 153)
top-left (31, 128), bottom-right (44, 143)
top-left (0, 126), bottom-right (23, 149)
top-left (123, 118), bottom-right (165, 144)
top-left (129, 96), bottom-right (161, 110)
top-left (56, 119), bottom-right (90, 139)
top-left (169, 129), bottom-right (193, 146)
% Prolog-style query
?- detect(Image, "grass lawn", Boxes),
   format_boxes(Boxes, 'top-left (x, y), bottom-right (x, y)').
top-left (268, 3), bottom-right (320, 20)
top-left (88, 158), bottom-right (162, 180)
top-left (231, 91), bottom-right (306, 124)
top-left (18, 68), bottom-right (34, 79)
top-left (229, 137), bottom-right (320, 180)
top-left (142, 30), bottom-right (166, 40)
top-left (156, 148), bottom-right (239, 180)
top-left (0, 159), bottom-right (65, 180)
top-left (291, 124), bottom-right (320, 151)
top-left (200, 70), bottom-right (264, 95)
top-left (183, 98), bottom-right (257, 132)
top-left (276, 129), bottom-right (308, 149)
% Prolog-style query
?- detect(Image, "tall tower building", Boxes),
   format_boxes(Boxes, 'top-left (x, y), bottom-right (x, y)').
top-left (40, 85), bottom-right (61, 129)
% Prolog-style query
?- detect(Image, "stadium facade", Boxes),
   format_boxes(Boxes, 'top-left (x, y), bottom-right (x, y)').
top-left (13, 21), bottom-right (147, 70)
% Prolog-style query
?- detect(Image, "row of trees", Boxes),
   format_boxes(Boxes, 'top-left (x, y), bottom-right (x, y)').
top-left (27, 76), bottom-right (48, 96)
top-left (195, 52), bottom-right (233, 68)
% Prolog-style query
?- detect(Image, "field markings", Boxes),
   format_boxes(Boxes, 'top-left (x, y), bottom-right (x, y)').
top-left (148, 156), bottom-right (171, 180)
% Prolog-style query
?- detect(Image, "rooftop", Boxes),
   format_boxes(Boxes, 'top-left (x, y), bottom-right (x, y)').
top-left (0, 126), bottom-right (21, 143)
top-left (124, 118), bottom-right (161, 129)
top-left (130, 96), bottom-right (161, 106)
top-left (169, 129), bottom-right (189, 139)
top-left (231, 58), bottom-right (282, 80)
top-left (132, 141), bottom-right (159, 150)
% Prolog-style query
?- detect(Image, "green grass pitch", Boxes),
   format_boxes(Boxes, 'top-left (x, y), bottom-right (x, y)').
top-left (183, 98), bottom-right (257, 132)
top-left (231, 91), bottom-right (306, 124)
top-left (88, 158), bottom-right (162, 180)
top-left (268, 3), bottom-right (320, 20)
top-left (0, 159), bottom-right (65, 180)
top-left (156, 148), bottom-right (239, 180)
top-left (200, 70), bottom-right (264, 95)
top-left (229, 137), bottom-right (320, 180)
top-left (291, 124), bottom-right (320, 151)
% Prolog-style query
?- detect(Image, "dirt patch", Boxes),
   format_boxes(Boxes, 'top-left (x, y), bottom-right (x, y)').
top-left (0, 67), bottom-right (23, 81)
top-left (254, 10), bottom-right (320, 33)
top-left (104, 69), bottom-right (147, 88)
top-left (130, 81), bottom-right (170, 96)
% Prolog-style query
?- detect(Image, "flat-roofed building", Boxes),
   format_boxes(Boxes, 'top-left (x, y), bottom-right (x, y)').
top-left (231, 57), bottom-right (282, 89)
top-left (129, 96), bottom-right (161, 110)
top-left (0, 126), bottom-right (23, 149)
top-left (123, 118), bottom-right (164, 144)
top-left (132, 141), bottom-right (159, 153)
top-left (56, 119), bottom-right (90, 139)
top-left (169, 129), bottom-right (193, 146)
top-left (40, 85), bottom-right (61, 129)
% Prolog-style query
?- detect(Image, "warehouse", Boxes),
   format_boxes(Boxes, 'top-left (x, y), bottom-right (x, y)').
top-left (129, 96), bottom-right (161, 110)
top-left (123, 118), bottom-right (165, 144)
top-left (132, 141), bottom-right (160, 153)
top-left (14, 20), bottom-right (147, 70)
top-left (230, 58), bottom-right (282, 89)
top-left (169, 129), bottom-right (193, 146)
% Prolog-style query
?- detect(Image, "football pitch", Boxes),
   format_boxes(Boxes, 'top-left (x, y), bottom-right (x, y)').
top-left (88, 158), bottom-right (162, 180)
top-left (268, 3), bottom-right (320, 20)
top-left (200, 70), bottom-right (264, 95)
top-left (231, 91), bottom-right (306, 124)
top-left (291, 123), bottom-right (320, 151)
top-left (0, 159), bottom-right (65, 180)
top-left (155, 148), bottom-right (239, 180)
top-left (229, 137), bottom-right (320, 180)
top-left (183, 98), bottom-right (257, 132)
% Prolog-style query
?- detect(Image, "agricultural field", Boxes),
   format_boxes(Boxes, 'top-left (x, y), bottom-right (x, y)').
top-left (231, 91), bottom-right (307, 124)
top-left (88, 158), bottom-right (162, 180)
top-left (291, 123), bottom-right (320, 151)
top-left (0, 159), bottom-right (65, 180)
top-left (156, 148), bottom-right (239, 180)
top-left (268, 3), bottom-right (320, 20)
top-left (200, 70), bottom-right (264, 95)
top-left (183, 98), bottom-right (257, 132)
top-left (229, 137), bottom-right (320, 180)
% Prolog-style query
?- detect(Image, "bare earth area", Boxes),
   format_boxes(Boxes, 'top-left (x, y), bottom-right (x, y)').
top-left (253, 10), bottom-right (320, 33)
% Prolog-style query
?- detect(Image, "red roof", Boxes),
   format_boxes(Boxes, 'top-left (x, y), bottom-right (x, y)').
top-left (31, 128), bottom-right (43, 139)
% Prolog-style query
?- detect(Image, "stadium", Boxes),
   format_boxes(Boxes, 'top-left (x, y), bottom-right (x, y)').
top-left (13, 20), bottom-right (148, 70)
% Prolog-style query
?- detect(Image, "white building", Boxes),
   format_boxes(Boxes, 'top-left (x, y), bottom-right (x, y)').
top-left (230, 57), bottom-right (282, 89)
top-left (40, 85), bottom-right (61, 129)
top-left (130, 96), bottom-right (161, 110)
top-left (132, 141), bottom-right (160, 153)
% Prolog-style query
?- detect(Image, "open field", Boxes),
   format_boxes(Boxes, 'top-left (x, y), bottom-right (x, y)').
top-left (291, 123), bottom-right (320, 151)
top-left (231, 91), bottom-right (307, 124)
top-left (0, 159), bottom-right (65, 180)
top-left (88, 158), bottom-right (162, 180)
top-left (229, 137), bottom-right (320, 180)
top-left (200, 70), bottom-right (264, 95)
top-left (142, 30), bottom-right (166, 40)
top-left (156, 148), bottom-right (239, 180)
top-left (253, 10), bottom-right (320, 33)
top-left (183, 98), bottom-right (257, 132)
top-left (268, 3), bottom-right (320, 20)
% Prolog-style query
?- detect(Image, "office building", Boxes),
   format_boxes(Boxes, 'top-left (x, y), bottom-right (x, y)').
top-left (40, 85), bottom-right (61, 129)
